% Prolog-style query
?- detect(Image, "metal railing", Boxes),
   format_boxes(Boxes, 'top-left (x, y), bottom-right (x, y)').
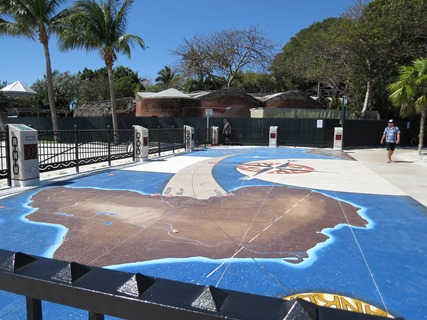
top-left (0, 126), bottom-right (194, 184)
top-left (38, 127), bottom-right (134, 173)
top-left (148, 126), bottom-right (186, 156)
top-left (0, 249), bottom-right (394, 320)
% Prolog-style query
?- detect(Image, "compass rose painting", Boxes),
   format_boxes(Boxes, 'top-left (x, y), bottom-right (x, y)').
top-left (237, 160), bottom-right (315, 179)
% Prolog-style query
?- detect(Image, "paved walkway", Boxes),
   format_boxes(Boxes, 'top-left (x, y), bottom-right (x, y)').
top-left (348, 147), bottom-right (427, 207)
top-left (0, 146), bottom-right (426, 320)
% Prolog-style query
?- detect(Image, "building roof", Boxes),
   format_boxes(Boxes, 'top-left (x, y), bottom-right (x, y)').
top-left (0, 81), bottom-right (36, 97)
top-left (137, 88), bottom-right (194, 99)
top-left (74, 97), bottom-right (135, 117)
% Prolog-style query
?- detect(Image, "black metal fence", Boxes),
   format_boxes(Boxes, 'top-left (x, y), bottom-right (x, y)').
top-left (148, 126), bottom-right (185, 156)
top-left (0, 125), bottom-right (223, 184)
top-left (5, 116), bottom-right (418, 147)
top-left (0, 126), bottom-right (193, 184)
top-left (0, 249), bottom-right (395, 320)
top-left (38, 127), bottom-right (134, 173)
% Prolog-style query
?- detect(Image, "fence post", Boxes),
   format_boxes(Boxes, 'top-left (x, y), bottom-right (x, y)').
top-left (107, 126), bottom-right (112, 167)
top-left (5, 124), bottom-right (11, 187)
top-left (158, 126), bottom-right (161, 157)
top-left (25, 297), bottom-right (43, 320)
top-left (26, 296), bottom-right (42, 320)
top-left (74, 125), bottom-right (80, 173)
top-left (88, 312), bottom-right (104, 320)
top-left (172, 126), bottom-right (175, 154)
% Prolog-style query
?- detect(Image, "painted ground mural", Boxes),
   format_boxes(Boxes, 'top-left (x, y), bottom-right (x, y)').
top-left (0, 147), bottom-right (426, 319)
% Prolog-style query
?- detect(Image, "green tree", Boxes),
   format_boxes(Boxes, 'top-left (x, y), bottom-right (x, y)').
top-left (233, 71), bottom-right (278, 93)
top-left (77, 66), bottom-right (142, 104)
top-left (59, 0), bottom-right (145, 138)
top-left (155, 66), bottom-right (175, 89)
top-left (78, 76), bottom-right (109, 104)
top-left (113, 66), bottom-right (143, 97)
top-left (0, 0), bottom-right (71, 132)
top-left (270, 18), bottom-right (349, 102)
top-left (388, 58), bottom-right (427, 155)
top-left (32, 71), bottom-right (80, 110)
top-left (270, 0), bottom-right (427, 116)
top-left (174, 26), bottom-right (277, 88)
top-left (337, 0), bottom-right (427, 117)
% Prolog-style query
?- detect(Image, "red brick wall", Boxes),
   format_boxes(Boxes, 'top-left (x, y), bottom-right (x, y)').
top-left (136, 98), bottom-right (201, 117)
top-left (265, 99), bottom-right (322, 109)
top-left (200, 96), bottom-right (260, 110)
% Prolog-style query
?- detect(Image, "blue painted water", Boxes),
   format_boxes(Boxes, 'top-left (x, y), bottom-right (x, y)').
top-left (0, 147), bottom-right (426, 319)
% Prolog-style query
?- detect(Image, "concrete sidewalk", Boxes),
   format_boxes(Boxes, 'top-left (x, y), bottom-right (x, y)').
top-left (346, 147), bottom-right (427, 207)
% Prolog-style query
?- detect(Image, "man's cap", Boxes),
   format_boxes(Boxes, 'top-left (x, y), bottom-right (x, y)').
top-left (388, 119), bottom-right (394, 123)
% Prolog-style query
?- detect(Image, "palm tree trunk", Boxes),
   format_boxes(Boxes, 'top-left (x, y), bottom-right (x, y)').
top-left (418, 108), bottom-right (426, 155)
top-left (107, 65), bottom-right (119, 144)
top-left (43, 43), bottom-right (59, 135)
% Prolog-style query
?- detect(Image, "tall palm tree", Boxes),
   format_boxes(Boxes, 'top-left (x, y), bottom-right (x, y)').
top-left (388, 57), bottom-right (427, 155)
top-left (0, 0), bottom-right (71, 133)
top-left (59, 0), bottom-right (145, 139)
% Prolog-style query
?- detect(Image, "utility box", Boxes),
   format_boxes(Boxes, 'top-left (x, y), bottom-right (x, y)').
top-left (184, 125), bottom-right (195, 151)
top-left (211, 126), bottom-right (219, 146)
top-left (8, 124), bottom-right (39, 187)
top-left (133, 125), bottom-right (149, 161)
top-left (333, 127), bottom-right (343, 150)
top-left (269, 126), bottom-right (278, 147)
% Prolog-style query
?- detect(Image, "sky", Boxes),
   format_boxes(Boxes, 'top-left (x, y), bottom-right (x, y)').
top-left (0, 0), bottom-right (360, 87)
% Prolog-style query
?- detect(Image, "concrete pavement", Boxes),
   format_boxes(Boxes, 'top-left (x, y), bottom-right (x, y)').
top-left (347, 147), bottom-right (427, 208)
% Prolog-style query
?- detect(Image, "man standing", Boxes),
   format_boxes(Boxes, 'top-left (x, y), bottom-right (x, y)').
top-left (380, 119), bottom-right (400, 163)
top-left (222, 118), bottom-right (231, 145)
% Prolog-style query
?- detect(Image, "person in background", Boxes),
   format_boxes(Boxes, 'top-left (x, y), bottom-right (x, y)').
top-left (222, 118), bottom-right (231, 145)
top-left (380, 119), bottom-right (400, 163)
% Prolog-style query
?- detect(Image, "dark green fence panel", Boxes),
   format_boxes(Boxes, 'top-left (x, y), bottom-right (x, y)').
top-left (4, 116), bottom-right (418, 148)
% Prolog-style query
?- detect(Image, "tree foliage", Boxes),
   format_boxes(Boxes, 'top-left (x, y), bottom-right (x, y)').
top-left (0, 0), bottom-right (71, 131)
top-left (32, 71), bottom-right (80, 110)
top-left (173, 26), bottom-right (277, 88)
top-left (388, 57), bottom-right (427, 154)
top-left (77, 66), bottom-right (142, 104)
top-left (337, 0), bottom-right (427, 117)
top-left (58, 0), bottom-right (145, 133)
top-left (270, 0), bottom-right (427, 117)
top-left (271, 18), bottom-right (348, 99)
top-left (155, 66), bottom-right (175, 88)
top-left (232, 71), bottom-right (278, 94)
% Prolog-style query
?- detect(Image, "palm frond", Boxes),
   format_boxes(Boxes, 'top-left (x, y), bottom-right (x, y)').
top-left (58, 0), bottom-right (145, 65)
top-left (415, 95), bottom-right (427, 113)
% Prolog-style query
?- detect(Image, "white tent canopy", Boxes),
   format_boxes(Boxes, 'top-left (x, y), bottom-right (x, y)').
top-left (0, 81), bottom-right (36, 98)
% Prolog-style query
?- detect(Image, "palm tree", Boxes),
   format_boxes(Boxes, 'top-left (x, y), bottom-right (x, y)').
top-left (0, 0), bottom-right (71, 133)
top-left (388, 57), bottom-right (427, 155)
top-left (58, 0), bottom-right (145, 140)
top-left (155, 66), bottom-right (175, 88)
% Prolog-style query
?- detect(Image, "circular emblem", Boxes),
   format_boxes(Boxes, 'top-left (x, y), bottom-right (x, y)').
top-left (284, 292), bottom-right (394, 318)
top-left (236, 160), bottom-right (314, 181)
